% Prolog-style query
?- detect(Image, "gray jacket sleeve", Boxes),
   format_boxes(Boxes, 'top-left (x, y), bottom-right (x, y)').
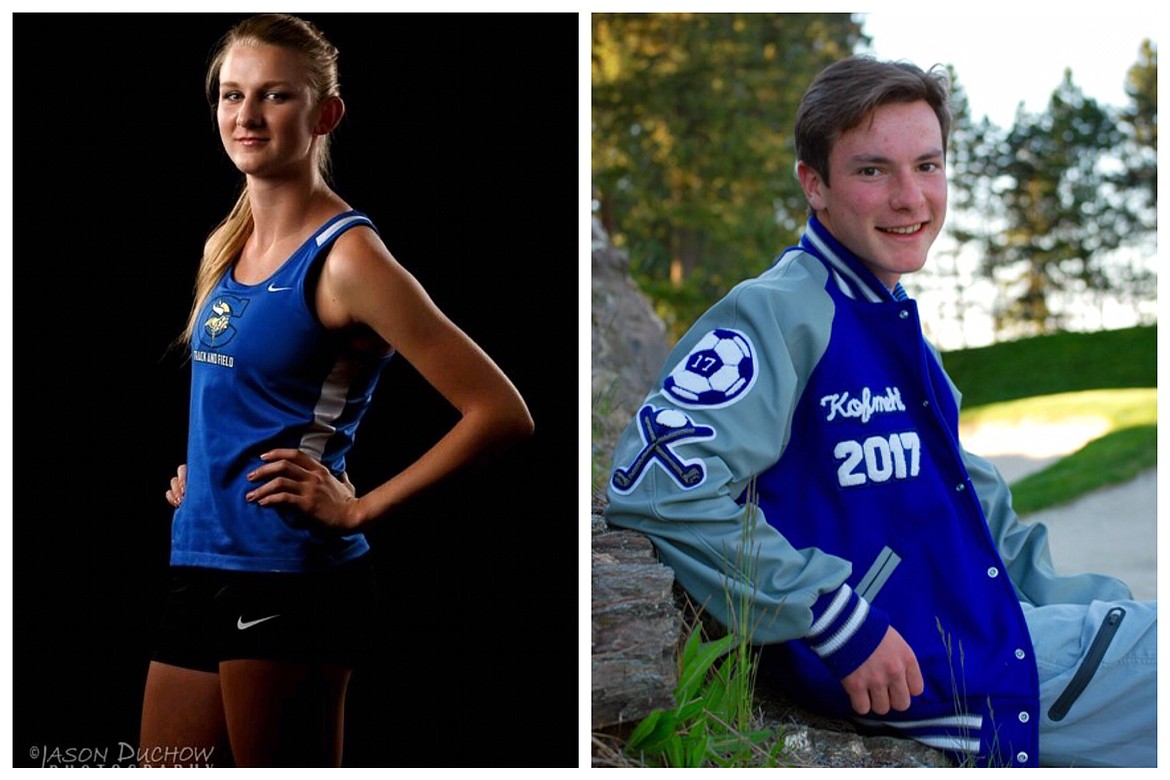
top-left (604, 260), bottom-right (867, 645)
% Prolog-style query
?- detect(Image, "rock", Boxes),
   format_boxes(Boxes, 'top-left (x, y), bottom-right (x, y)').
top-left (590, 216), bottom-right (671, 491)
top-left (590, 511), bottom-right (682, 731)
top-left (753, 686), bottom-right (953, 768)
top-left (777, 725), bottom-right (954, 768)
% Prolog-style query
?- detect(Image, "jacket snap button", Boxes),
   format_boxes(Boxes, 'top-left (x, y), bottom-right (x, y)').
top-left (987, 567), bottom-right (999, 578)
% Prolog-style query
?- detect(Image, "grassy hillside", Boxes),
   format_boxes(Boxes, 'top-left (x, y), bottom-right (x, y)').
top-left (941, 325), bottom-right (1157, 513)
top-left (938, 325), bottom-right (1156, 409)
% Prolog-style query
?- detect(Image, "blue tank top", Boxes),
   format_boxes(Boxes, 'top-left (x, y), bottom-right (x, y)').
top-left (171, 210), bottom-right (392, 572)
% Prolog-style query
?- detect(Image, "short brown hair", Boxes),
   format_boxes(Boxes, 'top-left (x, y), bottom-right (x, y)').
top-left (795, 55), bottom-right (951, 185)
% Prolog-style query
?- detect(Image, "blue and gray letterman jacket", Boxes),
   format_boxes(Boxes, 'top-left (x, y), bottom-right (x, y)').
top-left (604, 217), bottom-right (1130, 767)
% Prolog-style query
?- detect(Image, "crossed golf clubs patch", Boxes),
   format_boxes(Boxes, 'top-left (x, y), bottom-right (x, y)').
top-left (611, 405), bottom-right (716, 493)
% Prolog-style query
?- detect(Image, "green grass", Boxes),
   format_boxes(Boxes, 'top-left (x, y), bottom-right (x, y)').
top-left (1008, 424), bottom-right (1157, 515)
top-left (621, 619), bottom-right (786, 767)
top-left (959, 387), bottom-right (1156, 429)
top-left (944, 324), bottom-right (1158, 515)
top-left (960, 387), bottom-right (1156, 515)
top-left (939, 325), bottom-right (1156, 408)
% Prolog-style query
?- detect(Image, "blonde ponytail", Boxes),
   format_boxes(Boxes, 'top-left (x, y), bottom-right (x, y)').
top-left (180, 188), bottom-right (253, 347)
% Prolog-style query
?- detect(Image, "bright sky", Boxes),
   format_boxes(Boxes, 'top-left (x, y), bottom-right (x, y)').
top-left (857, 10), bottom-right (1157, 129)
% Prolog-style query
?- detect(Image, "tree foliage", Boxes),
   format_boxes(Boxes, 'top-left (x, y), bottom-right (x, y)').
top-left (947, 41), bottom-right (1158, 339)
top-left (917, 67), bottom-right (998, 342)
top-left (985, 71), bottom-right (1128, 334)
top-left (592, 13), bottom-right (866, 337)
top-left (1118, 39), bottom-right (1157, 221)
top-left (593, 15), bottom-right (1157, 344)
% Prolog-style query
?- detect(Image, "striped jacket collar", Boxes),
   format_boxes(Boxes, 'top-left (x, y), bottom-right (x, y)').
top-left (797, 216), bottom-right (909, 304)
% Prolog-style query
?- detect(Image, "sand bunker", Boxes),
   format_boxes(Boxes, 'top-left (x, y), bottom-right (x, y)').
top-left (960, 416), bottom-right (1112, 459)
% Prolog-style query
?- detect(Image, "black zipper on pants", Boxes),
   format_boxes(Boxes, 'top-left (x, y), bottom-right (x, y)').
top-left (1047, 606), bottom-right (1126, 722)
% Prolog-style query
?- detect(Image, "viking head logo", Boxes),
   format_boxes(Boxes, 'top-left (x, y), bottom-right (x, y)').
top-left (199, 294), bottom-right (250, 348)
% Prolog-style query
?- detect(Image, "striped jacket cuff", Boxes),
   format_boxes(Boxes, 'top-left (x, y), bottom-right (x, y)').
top-left (803, 584), bottom-right (890, 679)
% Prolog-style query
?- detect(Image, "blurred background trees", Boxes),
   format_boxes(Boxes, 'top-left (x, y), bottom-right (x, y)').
top-left (592, 13), bottom-right (1157, 347)
top-left (592, 13), bottom-right (867, 337)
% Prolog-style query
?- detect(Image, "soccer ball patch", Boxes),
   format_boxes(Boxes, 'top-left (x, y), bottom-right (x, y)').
top-left (663, 328), bottom-right (757, 408)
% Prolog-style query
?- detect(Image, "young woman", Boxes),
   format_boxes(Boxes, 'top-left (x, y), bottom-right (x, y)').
top-left (139, 13), bottom-right (533, 767)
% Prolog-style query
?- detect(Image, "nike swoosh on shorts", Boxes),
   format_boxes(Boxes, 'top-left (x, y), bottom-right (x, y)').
top-left (237, 614), bottom-right (281, 630)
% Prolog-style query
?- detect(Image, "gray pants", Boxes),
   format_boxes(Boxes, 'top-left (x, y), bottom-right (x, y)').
top-left (1022, 599), bottom-right (1157, 767)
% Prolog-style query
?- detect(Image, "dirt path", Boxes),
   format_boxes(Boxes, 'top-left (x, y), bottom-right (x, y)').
top-left (1019, 468), bottom-right (1157, 601)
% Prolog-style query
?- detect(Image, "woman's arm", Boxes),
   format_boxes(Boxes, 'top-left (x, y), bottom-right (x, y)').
top-left (244, 226), bottom-right (534, 530)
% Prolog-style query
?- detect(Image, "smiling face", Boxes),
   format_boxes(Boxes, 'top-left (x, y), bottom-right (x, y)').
top-left (215, 43), bottom-right (326, 180)
top-left (798, 100), bottom-right (947, 289)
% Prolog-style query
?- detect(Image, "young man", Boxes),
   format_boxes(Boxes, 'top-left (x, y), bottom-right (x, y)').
top-left (604, 56), bottom-right (1156, 768)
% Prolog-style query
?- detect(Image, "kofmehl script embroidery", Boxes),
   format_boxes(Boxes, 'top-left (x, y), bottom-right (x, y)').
top-left (820, 386), bottom-right (906, 423)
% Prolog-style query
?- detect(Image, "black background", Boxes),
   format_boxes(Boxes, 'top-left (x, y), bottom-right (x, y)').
top-left (12, 12), bottom-right (579, 768)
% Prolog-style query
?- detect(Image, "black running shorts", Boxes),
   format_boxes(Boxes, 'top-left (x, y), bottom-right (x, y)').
top-left (150, 556), bottom-right (379, 673)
